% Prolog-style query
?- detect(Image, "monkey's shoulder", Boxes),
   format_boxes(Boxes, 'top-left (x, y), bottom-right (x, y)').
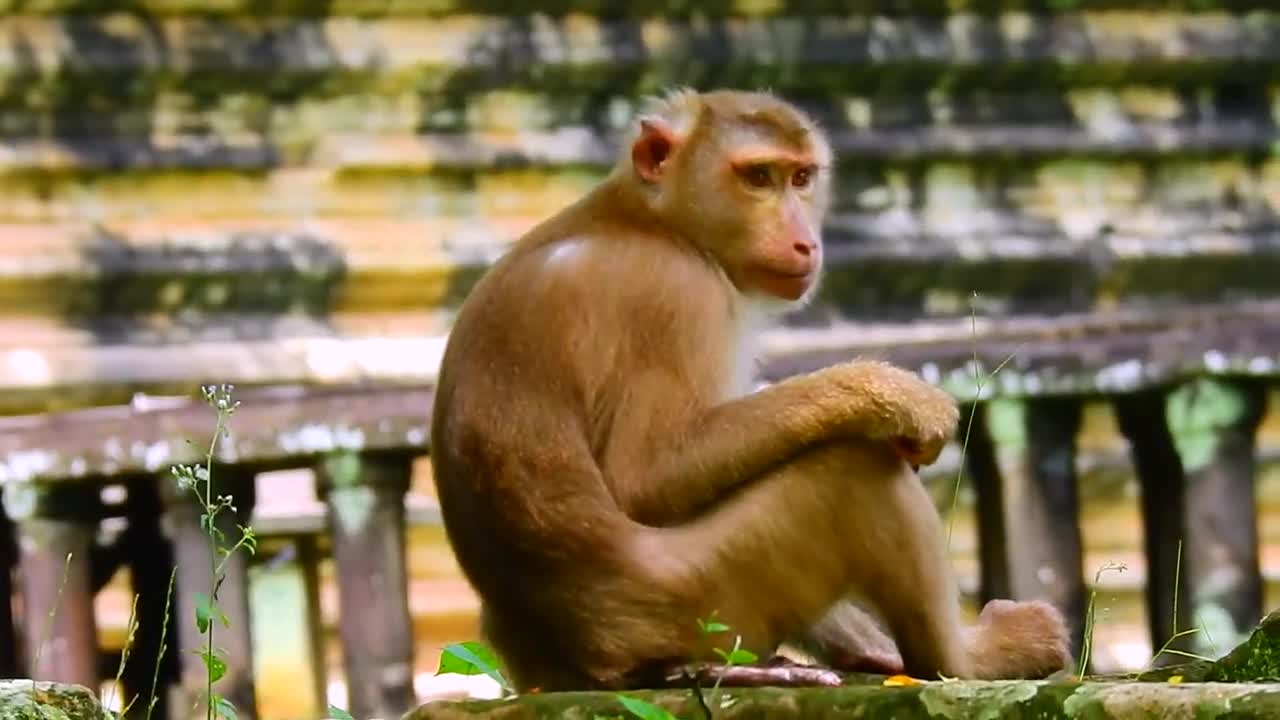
top-left (504, 230), bottom-right (714, 302)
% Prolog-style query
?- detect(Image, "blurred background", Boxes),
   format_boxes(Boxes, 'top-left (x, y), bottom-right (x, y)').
top-left (1, 1), bottom-right (1279, 719)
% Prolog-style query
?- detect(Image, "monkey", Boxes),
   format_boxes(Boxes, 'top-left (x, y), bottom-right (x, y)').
top-left (429, 88), bottom-right (1071, 693)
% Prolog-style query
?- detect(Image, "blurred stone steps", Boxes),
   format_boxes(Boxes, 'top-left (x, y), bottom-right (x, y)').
top-left (0, 11), bottom-right (1277, 104)
top-left (0, 2), bottom-right (1277, 415)
top-left (0, 84), bottom-right (1272, 137)
top-left (1, 116), bottom-right (1274, 173)
top-left (5, 1), bottom-right (1280, 17)
top-left (0, 216), bottom-right (1277, 323)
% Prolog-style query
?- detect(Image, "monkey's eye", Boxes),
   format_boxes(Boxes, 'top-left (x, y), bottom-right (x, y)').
top-left (791, 168), bottom-right (812, 189)
top-left (737, 164), bottom-right (774, 189)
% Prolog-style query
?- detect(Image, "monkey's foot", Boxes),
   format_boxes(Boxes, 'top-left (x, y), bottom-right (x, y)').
top-left (659, 660), bottom-right (843, 688)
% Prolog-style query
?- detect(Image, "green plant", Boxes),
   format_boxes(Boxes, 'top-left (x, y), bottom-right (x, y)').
top-left (433, 612), bottom-right (761, 720)
top-left (144, 569), bottom-right (178, 720)
top-left (698, 612), bottom-right (756, 710)
top-left (1078, 561), bottom-right (1127, 677)
top-left (946, 293), bottom-right (1023, 551)
top-left (616, 695), bottom-right (681, 720)
top-left (435, 641), bottom-right (513, 695)
top-left (170, 384), bottom-right (259, 720)
top-left (164, 384), bottom-right (362, 720)
top-left (327, 704), bottom-right (355, 720)
top-left (1146, 540), bottom-right (1214, 667)
top-left (31, 551), bottom-right (73, 697)
top-left (105, 593), bottom-right (140, 716)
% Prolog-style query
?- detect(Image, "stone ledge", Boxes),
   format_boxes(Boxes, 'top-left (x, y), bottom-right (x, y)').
top-left (0, 680), bottom-right (108, 720)
top-left (406, 681), bottom-right (1280, 719)
top-left (0, 383), bottom-right (436, 484)
top-left (1, 301), bottom-right (1278, 477)
top-left (406, 611), bottom-right (1280, 719)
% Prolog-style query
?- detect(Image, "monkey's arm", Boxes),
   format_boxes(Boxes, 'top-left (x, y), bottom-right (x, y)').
top-left (617, 360), bottom-right (958, 523)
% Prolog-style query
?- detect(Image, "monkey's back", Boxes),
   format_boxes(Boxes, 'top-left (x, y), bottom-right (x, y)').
top-left (428, 221), bottom-right (735, 679)
top-left (431, 245), bottom-right (623, 565)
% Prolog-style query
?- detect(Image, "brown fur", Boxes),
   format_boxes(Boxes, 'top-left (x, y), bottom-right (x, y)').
top-left (430, 88), bottom-right (1071, 692)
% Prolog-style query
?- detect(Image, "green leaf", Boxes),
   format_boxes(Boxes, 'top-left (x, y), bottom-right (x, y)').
top-left (327, 704), bottom-right (355, 720)
top-left (714, 647), bottom-right (758, 665)
top-left (199, 649), bottom-right (228, 683)
top-left (194, 593), bottom-right (230, 633)
top-left (436, 641), bottom-right (509, 690)
top-left (436, 641), bottom-right (499, 676)
top-left (616, 696), bottom-right (680, 720)
top-left (211, 694), bottom-right (238, 720)
top-left (194, 594), bottom-right (211, 634)
top-left (699, 622), bottom-right (730, 634)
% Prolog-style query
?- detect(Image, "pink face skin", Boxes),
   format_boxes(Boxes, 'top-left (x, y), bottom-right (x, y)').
top-left (629, 114), bottom-right (828, 306)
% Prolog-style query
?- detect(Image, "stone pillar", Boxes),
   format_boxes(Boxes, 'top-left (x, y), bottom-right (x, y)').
top-left (1112, 387), bottom-right (1195, 665)
top-left (4, 481), bottom-right (100, 687)
top-left (249, 536), bottom-right (328, 720)
top-left (1166, 377), bottom-right (1267, 657)
top-left (961, 401), bottom-right (1012, 604)
top-left (120, 477), bottom-right (180, 719)
top-left (161, 468), bottom-right (258, 718)
top-left (0, 489), bottom-right (18, 677)
top-left (969, 397), bottom-right (1088, 659)
top-left (316, 451), bottom-right (416, 720)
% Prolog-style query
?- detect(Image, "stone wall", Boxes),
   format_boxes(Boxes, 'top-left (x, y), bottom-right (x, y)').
top-left (0, 2), bottom-right (1277, 409)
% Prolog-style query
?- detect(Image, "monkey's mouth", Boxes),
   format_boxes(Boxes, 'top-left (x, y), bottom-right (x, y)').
top-left (752, 269), bottom-right (814, 301)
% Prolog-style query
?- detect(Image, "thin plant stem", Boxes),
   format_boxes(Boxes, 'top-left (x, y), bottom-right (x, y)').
top-left (107, 593), bottom-right (140, 715)
top-left (1077, 561), bottom-right (1127, 678)
top-left (202, 408), bottom-right (228, 720)
top-left (1147, 540), bottom-right (1213, 667)
top-left (145, 567), bottom-right (178, 720)
top-left (32, 551), bottom-right (74, 691)
top-left (946, 294), bottom-right (1024, 550)
top-left (1172, 540), bottom-right (1182, 639)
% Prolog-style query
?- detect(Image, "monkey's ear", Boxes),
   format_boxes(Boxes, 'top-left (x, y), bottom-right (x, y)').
top-left (631, 117), bottom-right (678, 183)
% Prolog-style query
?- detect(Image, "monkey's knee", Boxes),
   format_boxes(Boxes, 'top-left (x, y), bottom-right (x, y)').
top-left (819, 437), bottom-right (906, 467)
top-left (793, 439), bottom-right (917, 491)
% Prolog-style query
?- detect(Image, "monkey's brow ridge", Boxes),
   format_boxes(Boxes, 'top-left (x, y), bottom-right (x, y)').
top-left (735, 109), bottom-right (812, 146)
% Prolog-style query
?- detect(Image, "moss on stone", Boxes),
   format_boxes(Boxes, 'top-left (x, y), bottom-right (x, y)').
top-left (1087, 610), bottom-right (1280, 684)
top-left (405, 680), bottom-right (1280, 719)
top-left (1205, 611), bottom-right (1280, 683)
top-left (0, 680), bottom-right (111, 720)
top-left (408, 613), bottom-right (1280, 719)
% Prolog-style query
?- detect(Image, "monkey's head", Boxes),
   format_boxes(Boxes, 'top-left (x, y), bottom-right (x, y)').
top-left (624, 88), bottom-right (833, 309)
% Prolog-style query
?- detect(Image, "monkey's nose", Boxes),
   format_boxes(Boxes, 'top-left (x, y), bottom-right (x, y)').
top-left (793, 242), bottom-right (815, 257)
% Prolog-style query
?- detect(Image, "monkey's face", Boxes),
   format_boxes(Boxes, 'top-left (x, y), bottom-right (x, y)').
top-left (683, 129), bottom-right (830, 306)
top-left (725, 157), bottom-right (824, 303)
top-left (628, 93), bottom-right (832, 307)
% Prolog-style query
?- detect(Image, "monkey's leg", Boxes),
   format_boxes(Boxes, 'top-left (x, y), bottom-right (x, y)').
top-left (654, 440), bottom-right (1066, 681)
top-left (640, 440), bottom-right (962, 680)
top-left (796, 600), bottom-right (905, 675)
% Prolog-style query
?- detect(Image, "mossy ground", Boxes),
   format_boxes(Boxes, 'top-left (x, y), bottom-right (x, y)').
top-left (406, 611), bottom-right (1280, 720)
top-left (0, 680), bottom-right (110, 720)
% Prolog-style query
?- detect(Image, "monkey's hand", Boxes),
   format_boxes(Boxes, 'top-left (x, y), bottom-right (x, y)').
top-left (964, 599), bottom-right (1072, 680)
top-left (823, 360), bottom-right (960, 467)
